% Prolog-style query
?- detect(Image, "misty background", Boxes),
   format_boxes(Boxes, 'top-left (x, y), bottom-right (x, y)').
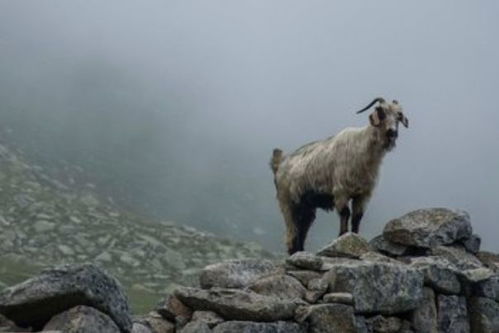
top-left (0, 1), bottom-right (498, 253)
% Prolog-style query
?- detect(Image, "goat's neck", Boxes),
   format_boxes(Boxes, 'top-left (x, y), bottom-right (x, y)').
top-left (360, 125), bottom-right (387, 165)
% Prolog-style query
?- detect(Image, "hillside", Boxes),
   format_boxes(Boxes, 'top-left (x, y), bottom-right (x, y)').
top-left (0, 140), bottom-right (273, 313)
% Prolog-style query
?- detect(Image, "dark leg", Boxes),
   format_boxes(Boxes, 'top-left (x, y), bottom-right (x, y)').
top-left (339, 206), bottom-right (350, 236)
top-left (351, 195), bottom-right (368, 234)
top-left (289, 204), bottom-right (316, 254)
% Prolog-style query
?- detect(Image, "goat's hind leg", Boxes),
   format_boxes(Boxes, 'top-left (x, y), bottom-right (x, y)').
top-left (351, 195), bottom-right (369, 234)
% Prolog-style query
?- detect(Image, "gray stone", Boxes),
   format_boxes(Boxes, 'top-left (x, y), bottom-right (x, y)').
top-left (477, 251), bottom-right (499, 272)
top-left (180, 321), bottom-right (212, 333)
top-left (411, 288), bottom-right (437, 333)
top-left (437, 294), bottom-right (470, 333)
top-left (355, 316), bottom-right (369, 333)
top-left (285, 270), bottom-right (322, 287)
top-left (0, 263), bottom-right (132, 332)
top-left (461, 234), bottom-right (481, 254)
top-left (383, 208), bottom-right (472, 248)
top-left (365, 315), bottom-right (402, 333)
top-left (324, 261), bottom-right (424, 314)
top-left (370, 235), bottom-right (409, 256)
top-left (43, 306), bottom-right (120, 333)
top-left (409, 256), bottom-right (461, 294)
top-left (132, 322), bottom-right (153, 333)
top-left (175, 287), bottom-right (297, 322)
top-left (286, 252), bottom-right (323, 271)
top-left (191, 311), bottom-right (223, 328)
top-left (359, 251), bottom-right (400, 264)
top-left (248, 274), bottom-right (306, 301)
top-left (322, 292), bottom-right (354, 305)
top-left (155, 294), bottom-right (193, 323)
top-left (200, 259), bottom-right (277, 289)
top-left (137, 312), bottom-right (175, 333)
top-left (297, 304), bottom-right (357, 333)
top-left (431, 245), bottom-right (484, 270)
top-left (460, 267), bottom-right (494, 283)
top-left (213, 321), bottom-right (305, 333)
top-left (474, 275), bottom-right (499, 301)
top-left (469, 297), bottom-right (499, 333)
top-left (317, 232), bottom-right (371, 258)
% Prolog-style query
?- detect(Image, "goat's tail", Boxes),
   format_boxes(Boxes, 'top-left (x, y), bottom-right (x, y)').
top-left (270, 148), bottom-right (284, 174)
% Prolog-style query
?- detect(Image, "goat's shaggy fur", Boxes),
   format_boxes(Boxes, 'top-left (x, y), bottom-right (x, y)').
top-left (271, 98), bottom-right (408, 254)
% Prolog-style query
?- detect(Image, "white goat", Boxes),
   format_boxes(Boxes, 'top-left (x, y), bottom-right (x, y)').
top-left (270, 97), bottom-right (409, 254)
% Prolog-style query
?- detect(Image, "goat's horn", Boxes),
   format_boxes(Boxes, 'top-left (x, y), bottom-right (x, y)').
top-left (356, 97), bottom-right (385, 114)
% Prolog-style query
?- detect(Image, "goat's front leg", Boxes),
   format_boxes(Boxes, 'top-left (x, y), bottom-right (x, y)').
top-left (351, 195), bottom-right (369, 234)
top-left (335, 196), bottom-right (350, 236)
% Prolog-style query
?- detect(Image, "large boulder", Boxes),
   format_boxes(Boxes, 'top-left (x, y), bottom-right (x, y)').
top-left (431, 245), bottom-right (484, 270)
top-left (174, 287), bottom-right (298, 322)
top-left (0, 263), bottom-right (131, 332)
top-left (43, 305), bottom-right (120, 333)
top-left (199, 259), bottom-right (277, 289)
top-left (469, 297), bottom-right (499, 333)
top-left (317, 233), bottom-right (371, 258)
top-left (213, 321), bottom-right (305, 333)
top-left (323, 261), bottom-right (424, 314)
top-left (296, 304), bottom-right (357, 333)
top-left (436, 295), bottom-right (470, 333)
top-left (411, 288), bottom-right (437, 333)
top-left (369, 235), bottom-right (409, 257)
top-left (408, 256), bottom-right (461, 294)
top-left (383, 208), bottom-right (472, 248)
top-left (248, 274), bottom-right (306, 301)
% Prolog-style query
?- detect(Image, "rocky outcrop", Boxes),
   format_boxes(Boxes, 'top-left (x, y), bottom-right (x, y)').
top-left (0, 208), bottom-right (497, 332)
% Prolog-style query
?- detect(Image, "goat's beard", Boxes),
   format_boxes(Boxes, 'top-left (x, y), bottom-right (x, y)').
top-left (383, 138), bottom-right (397, 151)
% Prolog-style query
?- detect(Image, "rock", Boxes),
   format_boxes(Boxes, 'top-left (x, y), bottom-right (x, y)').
top-left (365, 315), bottom-right (402, 333)
top-left (305, 278), bottom-right (329, 304)
top-left (322, 292), bottom-right (354, 305)
top-left (436, 294), bottom-right (470, 333)
top-left (411, 288), bottom-right (437, 333)
top-left (477, 251), bottom-right (499, 272)
top-left (0, 263), bottom-right (132, 332)
top-left (191, 311), bottom-right (223, 328)
top-left (355, 316), bottom-right (369, 333)
top-left (212, 321), bottom-right (305, 333)
top-left (408, 256), bottom-right (461, 294)
top-left (431, 245), bottom-right (484, 270)
top-left (175, 287), bottom-right (297, 322)
top-left (297, 304), bottom-right (357, 333)
top-left (324, 261), bottom-right (423, 314)
top-left (317, 232), bottom-right (371, 258)
top-left (383, 208), bottom-right (472, 248)
top-left (132, 322), bottom-right (153, 333)
top-left (461, 234), bottom-right (481, 254)
top-left (359, 251), bottom-right (400, 264)
top-left (286, 270), bottom-right (322, 287)
top-left (286, 252), bottom-right (323, 271)
top-left (248, 274), bottom-right (306, 301)
top-left (180, 321), bottom-right (212, 333)
top-left (460, 267), bottom-right (494, 283)
top-left (0, 313), bottom-right (25, 332)
top-left (199, 259), bottom-right (277, 289)
top-left (138, 312), bottom-right (175, 333)
top-left (155, 295), bottom-right (192, 324)
top-left (370, 235), bottom-right (409, 256)
top-left (474, 275), bottom-right (499, 301)
top-left (469, 297), bottom-right (499, 333)
top-left (32, 220), bottom-right (56, 233)
top-left (43, 305), bottom-right (120, 333)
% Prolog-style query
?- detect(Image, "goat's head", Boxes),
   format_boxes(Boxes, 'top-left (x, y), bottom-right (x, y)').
top-left (356, 97), bottom-right (409, 151)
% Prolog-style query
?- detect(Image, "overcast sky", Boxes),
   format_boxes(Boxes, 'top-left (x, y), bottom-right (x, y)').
top-left (1, 1), bottom-right (498, 252)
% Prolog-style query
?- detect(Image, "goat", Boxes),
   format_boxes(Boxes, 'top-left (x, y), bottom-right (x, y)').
top-left (270, 97), bottom-right (409, 255)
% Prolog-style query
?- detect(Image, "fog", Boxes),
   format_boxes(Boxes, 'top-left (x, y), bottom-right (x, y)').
top-left (1, 1), bottom-right (498, 252)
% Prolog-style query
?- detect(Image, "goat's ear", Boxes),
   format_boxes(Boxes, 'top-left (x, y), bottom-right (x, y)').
top-left (399, 114), bottom-right (409, 128)
top-left (369, 107), bottom-right (386, 127)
